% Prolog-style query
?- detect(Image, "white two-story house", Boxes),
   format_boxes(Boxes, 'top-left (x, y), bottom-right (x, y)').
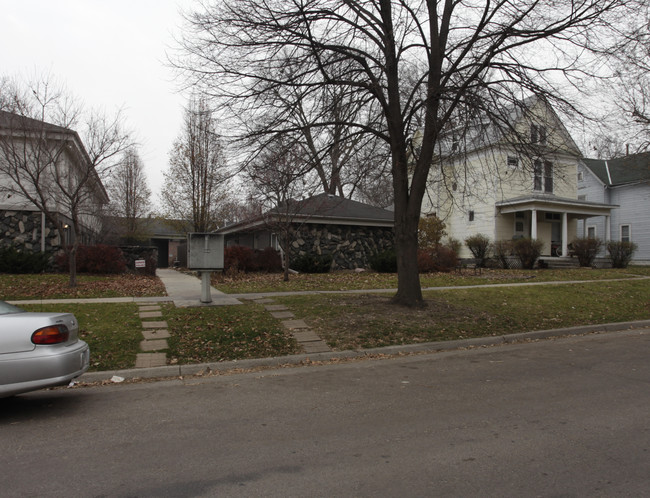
top-left (422, 96), bottom-right (616, 260)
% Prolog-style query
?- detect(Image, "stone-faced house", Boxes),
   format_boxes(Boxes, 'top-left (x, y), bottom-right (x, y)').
top-left (217, 193), bottom-right (394, 269)
top-left (421, 97), bottom-right (616, 259)
top-left (0, 110), bottom-right (108, 253)
top-left (579, 151), bottom-right (650, 263)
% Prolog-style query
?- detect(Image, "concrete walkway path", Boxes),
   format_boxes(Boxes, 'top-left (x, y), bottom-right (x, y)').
top-left (156, 268), bottom-right (242, 307)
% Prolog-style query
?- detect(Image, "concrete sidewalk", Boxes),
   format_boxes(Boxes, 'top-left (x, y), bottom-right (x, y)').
top-left (156, 268), bottom-right (242, 307)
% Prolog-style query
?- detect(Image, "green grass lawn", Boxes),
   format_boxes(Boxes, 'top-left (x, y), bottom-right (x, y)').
top-left (212, 267), bottom-right (646, 294)
top-left (277, 279), bottom-right (650, 350)
top-left (10, 269), bottom-right (650, 371)
top-left (164, 303), bottom-right (300, 364)
top-left (21, 303), bottom-right (142, 372)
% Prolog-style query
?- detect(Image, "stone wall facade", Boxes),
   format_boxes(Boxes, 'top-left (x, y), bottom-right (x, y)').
top-left (289, 223), bottom-right (394, 270)
top-left (0, 209), bottom-right (60, 253)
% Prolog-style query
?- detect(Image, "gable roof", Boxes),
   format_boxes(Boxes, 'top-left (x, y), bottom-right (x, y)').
top-left (218, 193), bottom-right (394, 235)
top-left (431, 95), bottom-right (582, 159)
top-left (269, 193), bottom-right (394, 222)
top-left (0, 110), bottom-right (71, 135)
top-left (582, 151), bottom-right (650, 187)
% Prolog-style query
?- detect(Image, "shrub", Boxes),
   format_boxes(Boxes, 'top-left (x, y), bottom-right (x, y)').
top-left (493, 240), bottom-right (513, 269)
top-left (417, 245), bottom-right (459, 273)
top-left (512, 238), bottom-right (543, 269)
top-left (465, 234), bottom-right (491, 267)
top-left (224, 245), bottom-right (257, 272)
top-left (571, 237), bottom-right (602, 267)
top-left (369, 249), bottom-right (397, 273)
top-left (417, 249), bottom-right (436, 273)
top-left (0, 246), bottom-right (51, 273)
top-left (291, 253), bottom-right (332, 273)
top-left (607, 241), bottom-right (637, 268)
top-left (418, 216), bottom-right (447, 249)
top-left (433, 245), bottom-right (459, 272)
top-left (255, 247), bottom-right (282, 272)
top-left (446, 237), bottom-right (462, 257)
top-left (56, 245), bottom-right (127, 274)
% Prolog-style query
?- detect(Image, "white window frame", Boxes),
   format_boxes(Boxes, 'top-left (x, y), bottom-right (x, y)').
top-left (620, 224), bottom-right (631, 243)
top-left (587, 225), bottom-right (597, 239)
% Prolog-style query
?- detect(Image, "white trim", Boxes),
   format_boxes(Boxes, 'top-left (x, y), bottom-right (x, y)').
top-left (604, 160), bottom-right (613, 185)
top-left (620, 224), bottom-right (632, 242)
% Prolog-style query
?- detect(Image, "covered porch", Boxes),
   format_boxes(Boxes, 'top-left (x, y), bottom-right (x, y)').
top-left (495, 195), bottom-right (617, 257)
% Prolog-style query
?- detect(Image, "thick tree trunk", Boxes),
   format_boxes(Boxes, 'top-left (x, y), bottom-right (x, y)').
top-left (391, 208), bottom-right (424, 307)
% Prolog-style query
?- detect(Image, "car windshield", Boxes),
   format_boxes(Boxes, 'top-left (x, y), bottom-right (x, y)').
top-left (0, 301), bottom-right (24, 315)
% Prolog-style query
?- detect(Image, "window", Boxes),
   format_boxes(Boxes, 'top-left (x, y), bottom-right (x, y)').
top-left (534, 160), bottom-right (543, 191)
top-left (531, 124), bottom-right (547, 145)
top-left (533, 159), bottom-right (553, 193)
top-left (544, 161), bottom-right (553, 193)
top-left (621, 225), bottom-right (631, 243)
top-left (587, 226), bottom-right (596, 239)
top-left (469, 210), bottom-right (475, 222)
top-left (577, 171), bottom-right (584, 182)
top-left (578, 194), bottom-right (586, 201)
top-left (507, 155), bottom-right (518, 169)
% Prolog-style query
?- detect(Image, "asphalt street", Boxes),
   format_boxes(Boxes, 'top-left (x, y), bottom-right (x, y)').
top-left (1, 328), bottom-right (649, 497)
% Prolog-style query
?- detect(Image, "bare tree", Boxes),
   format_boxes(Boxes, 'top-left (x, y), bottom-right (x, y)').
top-left (160, 96), bottom-right (231, 232)
top-left (105, 147), bottom-right (151, 242)
top-left (609, 8), bottom-right (650, 152)
top-left (247, 137), bottom-right (315, 281)
top-left (0, 75), bottom-right (132, 286)
top-left (175, 0), bottom-right (635, 306)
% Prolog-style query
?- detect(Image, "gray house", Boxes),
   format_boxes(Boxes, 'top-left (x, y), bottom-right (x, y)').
top-left (217, 193), bottom-right (394, 270)
top-left (0, 110), bottom-right (108, 253)
top-left (578, 151), bottom-right (650, 263)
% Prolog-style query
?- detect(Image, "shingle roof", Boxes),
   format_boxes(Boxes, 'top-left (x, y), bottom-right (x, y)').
top-left (269, 193), bottom-right (394, 222)
top-left (0, 110), bottom-right (72, 135)
top-left (217, 193), bottom-right (394, 235)
top-left (582, 151), bottom-right (650, 186)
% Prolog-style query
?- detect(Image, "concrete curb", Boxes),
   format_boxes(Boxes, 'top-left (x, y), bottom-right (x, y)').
top-left (79, 319), bottom-right (650, 384)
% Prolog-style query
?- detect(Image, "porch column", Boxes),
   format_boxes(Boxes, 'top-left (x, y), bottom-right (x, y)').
top-left (561, 212), bottom-right (568, 256)
top-left (605, 216), bottom-right (611, 242)
top-left (531, 209), bottom-right (538, 239)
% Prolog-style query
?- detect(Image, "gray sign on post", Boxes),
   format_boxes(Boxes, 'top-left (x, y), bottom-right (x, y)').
top-left (187, 233), bottom-right (225, 303)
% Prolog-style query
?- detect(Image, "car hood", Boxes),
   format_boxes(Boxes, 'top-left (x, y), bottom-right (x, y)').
top-left (0, 312), bottom-right (79, 354)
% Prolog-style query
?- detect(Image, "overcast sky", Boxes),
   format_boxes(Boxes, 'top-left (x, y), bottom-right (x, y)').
top-left (0, 0), bottom-right (195, 205)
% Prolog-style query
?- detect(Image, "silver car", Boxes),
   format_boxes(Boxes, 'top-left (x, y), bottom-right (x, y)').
top-left (0, 300), bottom-right (89, 397)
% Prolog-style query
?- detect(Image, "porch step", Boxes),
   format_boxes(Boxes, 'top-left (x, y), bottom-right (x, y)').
top-left (539, 257), bottom-right (580, 269)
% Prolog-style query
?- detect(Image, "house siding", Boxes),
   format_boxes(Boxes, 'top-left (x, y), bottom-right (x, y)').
top-left (610, 184), bottom-right (650, 261)
top-left (578, 160), bottom-right (650, 262)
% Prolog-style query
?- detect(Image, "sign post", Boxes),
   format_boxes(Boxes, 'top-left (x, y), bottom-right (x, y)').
top-left (187, 233), bottom-right (225, 304)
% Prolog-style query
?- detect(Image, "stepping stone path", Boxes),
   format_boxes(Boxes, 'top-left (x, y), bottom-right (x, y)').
top-left (250, 298), bottom-right (331, 354)
top-left (135, 303), bottom-right (169, 368)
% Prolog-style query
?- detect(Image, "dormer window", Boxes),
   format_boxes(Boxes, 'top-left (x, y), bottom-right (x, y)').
top-left (531, 124), bottom-right (547, 145)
